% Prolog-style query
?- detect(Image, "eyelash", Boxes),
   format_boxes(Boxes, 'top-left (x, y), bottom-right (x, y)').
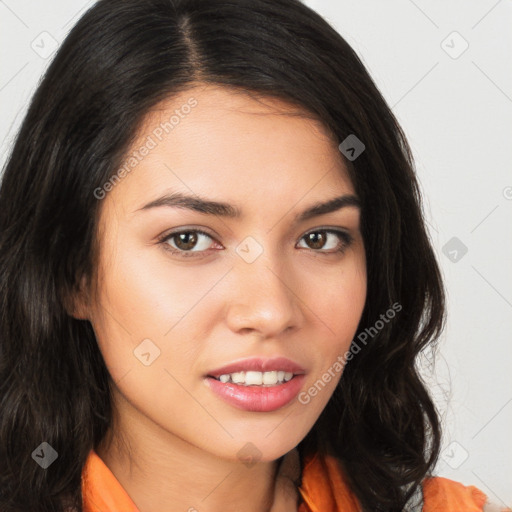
top-left (157, 227), bottom-right (354, 259)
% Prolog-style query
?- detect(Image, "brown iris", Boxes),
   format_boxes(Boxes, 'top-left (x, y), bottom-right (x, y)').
top-left (174, 232), bottom-right (199, 250)
top-left (305, 231), bottom-right (327, 250)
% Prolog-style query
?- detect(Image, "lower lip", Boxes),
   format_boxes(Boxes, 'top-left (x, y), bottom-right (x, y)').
top-left (204, 375), bottom-right (306, 412)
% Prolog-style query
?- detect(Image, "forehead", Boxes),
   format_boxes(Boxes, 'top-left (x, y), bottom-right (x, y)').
top-left (102, 84), bottom-right (354, 217)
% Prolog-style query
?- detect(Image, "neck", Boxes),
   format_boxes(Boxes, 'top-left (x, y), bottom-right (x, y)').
top-left (95, 412), bottom-right (281, 512)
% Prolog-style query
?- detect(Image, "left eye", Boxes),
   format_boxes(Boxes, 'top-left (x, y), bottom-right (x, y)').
top-left (297, 229), bottom-right (352, 252)
top-left (159, 228), bottom-right (353, 257)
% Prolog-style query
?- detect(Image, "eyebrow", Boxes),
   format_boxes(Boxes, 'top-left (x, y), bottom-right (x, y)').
top-left (134, 191), bottom-right (360, 223)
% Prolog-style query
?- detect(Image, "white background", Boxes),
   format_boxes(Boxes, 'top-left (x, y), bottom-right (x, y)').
top-left (1, 0), bottom-right (511, 506)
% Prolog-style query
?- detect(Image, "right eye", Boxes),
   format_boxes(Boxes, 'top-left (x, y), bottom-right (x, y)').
top-left (158, 229), bottom-right (220, 257)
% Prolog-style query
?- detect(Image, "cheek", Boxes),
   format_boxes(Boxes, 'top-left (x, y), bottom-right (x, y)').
top-left (90, 240), bottom-right (216, 384)
top-left (303, 255), bottom-right (366, 390)
top-left (91, 239), bottom-right (255, 407)
top-left (96, 233), bottom-right (227, 337)
top-left (297, 277), bottom-right (365, 416)
top-left (312, 257), bottom-right (367, 342)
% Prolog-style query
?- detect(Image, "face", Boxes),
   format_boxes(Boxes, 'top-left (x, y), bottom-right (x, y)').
top-left (77, 84), bottom-right (366, 463)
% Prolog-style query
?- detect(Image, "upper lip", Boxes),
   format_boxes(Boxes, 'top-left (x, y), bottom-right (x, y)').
top-left (207, 357), bottom-right (306, 378)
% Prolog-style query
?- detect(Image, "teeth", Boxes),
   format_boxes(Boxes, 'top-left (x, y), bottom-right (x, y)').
top-left (215, 370), bottom-right (295, 386)
top-left (231, 372), bottom-right (245, 384)
top-left (262, 371), bottom-right (277, 385)
top-left (245, 371), bottom-right (263, 385)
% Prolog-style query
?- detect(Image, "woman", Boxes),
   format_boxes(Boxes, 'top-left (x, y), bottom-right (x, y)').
top-left (0, 0), bottom-right (507, 511)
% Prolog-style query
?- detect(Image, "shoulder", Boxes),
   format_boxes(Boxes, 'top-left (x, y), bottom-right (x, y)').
top-left (422, 475), bottom-right (510, 512)
top-left (301, 452), bottom-right (508, 512)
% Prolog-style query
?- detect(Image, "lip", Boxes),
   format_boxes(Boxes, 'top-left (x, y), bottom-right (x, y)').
top-left (206, 356), bottom-right (306, 379)
top-left (204, 374), bottom-right (306, 412)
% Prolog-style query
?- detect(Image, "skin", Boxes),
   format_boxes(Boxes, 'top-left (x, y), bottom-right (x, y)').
top-left (70, 84), bottom-right (367, 512)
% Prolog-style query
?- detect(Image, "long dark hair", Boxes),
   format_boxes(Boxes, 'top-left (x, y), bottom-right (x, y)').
top-left (0, 0), bottom-right (446, 510)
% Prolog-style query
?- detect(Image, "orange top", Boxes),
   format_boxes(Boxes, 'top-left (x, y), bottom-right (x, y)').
top-left (81, 448), bottom-right (495, 512)
top-left (296, 451), bottom-right (490, 512)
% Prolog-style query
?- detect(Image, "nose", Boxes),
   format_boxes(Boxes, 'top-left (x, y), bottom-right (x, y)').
top-left (224, 247), bottom-right (304, 339)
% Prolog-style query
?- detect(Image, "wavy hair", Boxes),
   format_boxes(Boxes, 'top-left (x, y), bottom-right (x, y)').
top-left (0, 0), bottom-right (445, 510)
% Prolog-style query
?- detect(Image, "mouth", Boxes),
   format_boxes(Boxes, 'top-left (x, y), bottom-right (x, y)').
top-left (204, 356), bottom-right (306, 412)
top-left (207, 370), bottom-right (298, 386)
top-left (206, 356), bottom-right (306, 380)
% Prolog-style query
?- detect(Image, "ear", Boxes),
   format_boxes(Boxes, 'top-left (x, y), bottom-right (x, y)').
top-left (62, 275), bottom-right (91, 320)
